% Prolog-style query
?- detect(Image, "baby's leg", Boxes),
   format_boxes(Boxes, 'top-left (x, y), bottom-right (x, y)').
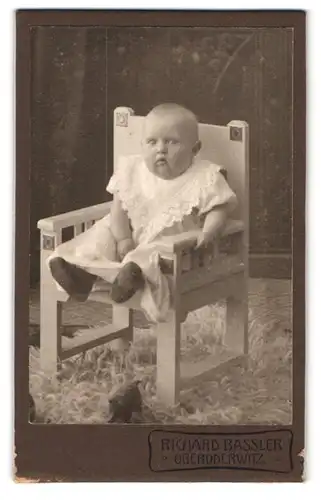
top-left (48, 218), bottom-right (119, 300)
top-left (109, 245), bottom-right (155, 305)
top-left (110, 261), bottom-right (145, 303)
top-left (111, 243), bottom-right (171, 322)
top-left (49, 257), bottom-right (96, 301)
top-left (119, 243), bottom-right (188, 323)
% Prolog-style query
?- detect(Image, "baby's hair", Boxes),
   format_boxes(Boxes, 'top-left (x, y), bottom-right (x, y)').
top-left (147, 103), bottom-right (200, 142)
top-left (148, 103), bottom-right (199, 123)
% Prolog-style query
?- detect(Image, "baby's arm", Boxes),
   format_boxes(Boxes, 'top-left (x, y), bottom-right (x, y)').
top-left (110, 195), bottom-right (135, 259)
top-left (197, 205), bottom-right (228, 248)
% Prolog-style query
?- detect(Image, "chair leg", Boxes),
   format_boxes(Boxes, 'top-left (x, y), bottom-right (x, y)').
top-left (225, 274), bottom-right (248, 355)
top-left (40, 297), bottom-right (62, 373)
top-left (110, 305), bottom-right (133, 351)
top-left (156, 311), bottom-right (180, 406)
top-left (39, 230), bottom-right (64, 373)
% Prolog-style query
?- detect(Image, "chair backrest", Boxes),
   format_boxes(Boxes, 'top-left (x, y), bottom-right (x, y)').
top-left (113, 107), bottom-right (249, 226)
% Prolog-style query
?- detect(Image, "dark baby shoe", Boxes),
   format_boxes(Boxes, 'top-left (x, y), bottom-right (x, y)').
top-left (49, 257), bottom-right (96, 301)
top-left (110, 261), bottom-right (144, 303)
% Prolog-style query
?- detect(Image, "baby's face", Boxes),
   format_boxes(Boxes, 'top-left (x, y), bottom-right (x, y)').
top-left (141, 113), bottom-right (199, 180)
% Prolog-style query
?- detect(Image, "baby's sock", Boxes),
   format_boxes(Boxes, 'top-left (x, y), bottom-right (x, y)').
top-left (49, 257), bottom-right (96, 301)
top-left (111, 261), bottom-right (144, 303)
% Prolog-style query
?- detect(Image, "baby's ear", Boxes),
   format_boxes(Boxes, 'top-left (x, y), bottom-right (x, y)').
top-left (193, 140), bottom-right (202, 155)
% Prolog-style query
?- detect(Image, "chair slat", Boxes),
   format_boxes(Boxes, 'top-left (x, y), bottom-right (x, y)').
top-left (74, 224), bottom-right (83, 236)
top-left (85, 220), bottom-right (94, 230)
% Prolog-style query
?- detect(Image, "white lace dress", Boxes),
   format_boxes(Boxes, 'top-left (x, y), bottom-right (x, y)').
top-left (49, 154), bottom-right (237, 322)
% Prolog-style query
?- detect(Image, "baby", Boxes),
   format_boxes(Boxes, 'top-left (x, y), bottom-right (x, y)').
top-left (49, 103), bottom-right (237, 322)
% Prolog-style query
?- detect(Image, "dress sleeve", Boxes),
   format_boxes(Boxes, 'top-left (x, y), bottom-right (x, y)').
top-left (198, 164), bottom-right (238, 215)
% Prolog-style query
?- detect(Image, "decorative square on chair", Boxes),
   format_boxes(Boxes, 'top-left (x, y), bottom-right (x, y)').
top-left (229, 126), bottom-right (243, 142)
top-left (116, 112), bottom-right (129, 127)
top-left (42, 234), bottom-right (55, 251)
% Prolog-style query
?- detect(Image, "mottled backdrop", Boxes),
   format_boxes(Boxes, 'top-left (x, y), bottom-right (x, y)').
top-left (30, 27), bottom-right (292, 286)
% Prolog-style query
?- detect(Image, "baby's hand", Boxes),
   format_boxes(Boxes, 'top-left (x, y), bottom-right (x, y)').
top-left (196, 230), bottom-right (218, 249)
top-left (197, 208), bottom-right (227, 249)
top-left (117, 237), bottom-right (135, 261)
top-left (196, 231), bottom-right (211, 249)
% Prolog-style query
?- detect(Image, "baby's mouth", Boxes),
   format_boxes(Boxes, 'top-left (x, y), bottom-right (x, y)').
top-left (156, 158), bottom-right (167, 165)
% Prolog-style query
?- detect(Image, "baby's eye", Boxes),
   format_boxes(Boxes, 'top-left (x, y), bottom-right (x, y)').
top-left (146, 138), bottom-right (156, 146)
top-left (167, 139), bottom-right (180, 145)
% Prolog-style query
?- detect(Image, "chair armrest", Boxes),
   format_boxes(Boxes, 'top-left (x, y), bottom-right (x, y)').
top-left (158, 231), bottom-right (199, 254)
top-left (37, 202), bottom-right (112, 232)
top-left (221, 219), bottom-right (244, 236)
top-left (157, 219), bottom-right (244, 255)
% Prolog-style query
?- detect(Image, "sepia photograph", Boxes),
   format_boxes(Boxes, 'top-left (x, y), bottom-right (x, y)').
top-left (26, 23), bottom-right (295, 428)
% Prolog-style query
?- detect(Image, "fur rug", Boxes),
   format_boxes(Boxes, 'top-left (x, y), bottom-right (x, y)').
top-left (29, 279), bottom-right (292, 425)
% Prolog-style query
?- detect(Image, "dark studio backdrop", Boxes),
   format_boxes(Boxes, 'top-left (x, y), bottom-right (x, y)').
top-left (30, 27), bottom-right (292, 288)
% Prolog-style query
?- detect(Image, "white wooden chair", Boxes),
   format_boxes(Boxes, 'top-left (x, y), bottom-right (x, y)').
top-left (37, 106), bottom-right (249, 406)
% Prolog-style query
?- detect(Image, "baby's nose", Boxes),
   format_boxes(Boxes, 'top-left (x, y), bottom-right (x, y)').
top-left (156, 140), bottom-right (167, 153)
